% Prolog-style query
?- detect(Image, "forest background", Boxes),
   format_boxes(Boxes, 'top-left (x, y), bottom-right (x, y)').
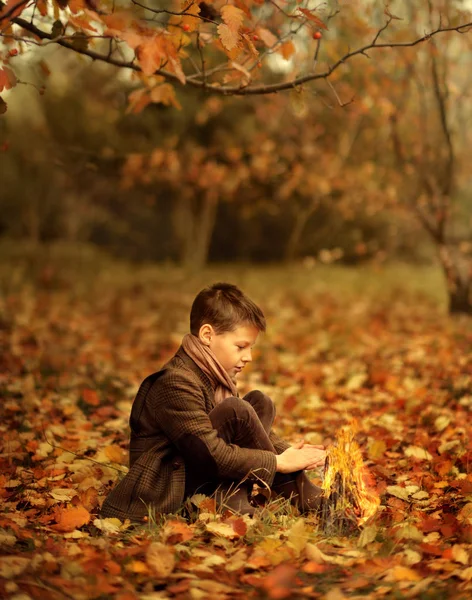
top-left (1, 0), bottom-right (471, 312)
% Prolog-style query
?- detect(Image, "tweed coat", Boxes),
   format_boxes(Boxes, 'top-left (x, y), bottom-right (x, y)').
top-left (100, 346), bottom-right (290, 522)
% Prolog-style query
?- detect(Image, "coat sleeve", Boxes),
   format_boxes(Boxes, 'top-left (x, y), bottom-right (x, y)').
top-left (269, 430), bottom-right (291, 454)
top-left (150, 370), bottom-right (277, 487)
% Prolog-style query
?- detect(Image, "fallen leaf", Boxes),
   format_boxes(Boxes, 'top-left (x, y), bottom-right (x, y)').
top-left (146, 542), bottom-right (175, 578)
top-left (51, 505), bottom-right (91, 532)
top-left (404, 446), bottom-right (432, 460)
top-left (0, 555), bottom-right (30, 578)
top-left (358, 524), bottom-right (378, 547)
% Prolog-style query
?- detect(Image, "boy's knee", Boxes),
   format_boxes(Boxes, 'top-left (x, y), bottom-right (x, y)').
top-left (215, 396), bottom-right (256, 420)
top-left (244, 390), bottom-right (275, 412)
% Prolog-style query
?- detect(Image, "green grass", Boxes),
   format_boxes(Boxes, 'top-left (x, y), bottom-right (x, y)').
top-left (0, 239), bottom-right (448, 310)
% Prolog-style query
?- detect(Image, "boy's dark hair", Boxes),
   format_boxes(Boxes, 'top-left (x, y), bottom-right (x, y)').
top-left (190, 283), bottom-right (266, 335)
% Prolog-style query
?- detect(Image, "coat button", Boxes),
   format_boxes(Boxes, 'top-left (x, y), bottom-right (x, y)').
top-left (172, 460), bottom-right (181, 470)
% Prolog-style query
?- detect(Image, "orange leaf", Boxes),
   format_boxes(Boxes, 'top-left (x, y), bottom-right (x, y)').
top-left (162, 520), bottom-right (194, 543)
top-left (298, 8), bottom-right (328, 30)
top-left (104, 444), bottom-right (126, 464)
top-left (0, 0), bottom-right (28, 20)
top-left (150, 83), bottom-right (181, 109)
top-left (279, 40), bottom-right (295, 60)
top-left (257, 27), bottom-right (278, 49)
top-left (68, 0), bottom-right (85, 13)
top-left (79, 487), bottom-right (99, 511)
top-left (82, 388), bottom-right (100, 406)
top-left (51, 505), bottom-right (91, 532)
top-left (136, 35), bottom-right (167, 76)
top-left (68, 13), bottom-right (98, 32)
top-left (180, 2), bottom-right (200, 33)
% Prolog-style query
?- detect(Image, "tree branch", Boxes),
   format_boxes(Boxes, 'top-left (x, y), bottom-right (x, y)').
top-left (7, 16), bottom-right (472, 96)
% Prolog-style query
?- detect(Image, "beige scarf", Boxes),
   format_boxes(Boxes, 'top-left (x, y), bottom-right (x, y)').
top-left (181, 333), bottom-right (238, 405)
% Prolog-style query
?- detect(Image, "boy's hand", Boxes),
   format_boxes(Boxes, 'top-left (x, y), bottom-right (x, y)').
top-left (276, 442), bottom-right (326, 474)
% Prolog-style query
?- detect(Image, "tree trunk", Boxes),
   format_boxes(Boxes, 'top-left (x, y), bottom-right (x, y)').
top-left (284, 200), bottom-right (318, 262)
top-left (438, 244), bottom-right (472, 315)
top-left (172, 190), bottom-right (219, 271)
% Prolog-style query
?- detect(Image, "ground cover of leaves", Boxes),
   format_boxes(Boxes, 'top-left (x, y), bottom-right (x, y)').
top-left (1, 261), bottom-right (472, 600)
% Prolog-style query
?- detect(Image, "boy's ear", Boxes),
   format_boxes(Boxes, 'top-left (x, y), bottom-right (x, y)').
top-left (198, 324), bottom-right (213, 346)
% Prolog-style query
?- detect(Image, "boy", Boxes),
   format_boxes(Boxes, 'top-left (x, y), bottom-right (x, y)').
top-left (101, 283), bottom-right (326, 522)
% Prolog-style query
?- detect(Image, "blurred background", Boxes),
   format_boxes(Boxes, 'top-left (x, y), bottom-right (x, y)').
top-left (1, 0), bottom-right (471, 313)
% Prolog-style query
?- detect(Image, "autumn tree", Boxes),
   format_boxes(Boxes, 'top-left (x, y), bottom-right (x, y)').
top-left (1, 0), bottom-right (471, 113)
top-left (370, 3), bottom-right (472, 314)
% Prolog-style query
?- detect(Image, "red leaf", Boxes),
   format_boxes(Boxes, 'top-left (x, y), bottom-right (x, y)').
top-left (230, 517), bottom-right (247, 537)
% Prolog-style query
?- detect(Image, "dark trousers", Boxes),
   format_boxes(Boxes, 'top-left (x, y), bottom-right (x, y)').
top-left (184, 390), bottom-right (278, 498)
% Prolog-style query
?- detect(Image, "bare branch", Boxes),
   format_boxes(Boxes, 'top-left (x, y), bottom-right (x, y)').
top-left (371, 16), bottom-right (393, 46)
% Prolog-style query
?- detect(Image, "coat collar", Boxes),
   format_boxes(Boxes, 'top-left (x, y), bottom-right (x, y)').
top-left (175, 345), bottom-right (215, 398)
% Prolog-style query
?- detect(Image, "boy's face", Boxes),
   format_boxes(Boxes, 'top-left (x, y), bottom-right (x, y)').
top-left (206, 323), bottom-right (259, 378)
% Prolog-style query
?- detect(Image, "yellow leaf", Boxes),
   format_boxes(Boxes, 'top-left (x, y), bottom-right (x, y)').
top-left (305, 542), bottom-right (332, 563)
top-left (403, 549), bottom-right (422, 565)
top-left (221, 5), bottom-right (245, 32)
top-left (383, 565), bottom-right (422, 582)
top-left (458, 503), bottom-right (472, 524)
top-left (287, 518), bottom-right (308, 556)
top-left (93, 517), bottom-right (124, 533)
top-left (394, 524), bottom-right (423, 542)
top-left (368, 438), bottom-right (386, 460)
top-left (386, 485), bottom-right (410, 501)
top-left (146, 542), bottom-right (175, 577)
top-left (452, 544), bottom-right (469, 565)
top-left (226, 548), bottom-right (248, 572)
top-left (0, 556), bottom-right (30, 578)
top-left (206, 521), bottom-right (239, 539)
top-left (435, 415), bottom-right (451, 431)
top-left (459, 566), bottom-right (472, 581)
top-left (0, 531), bottom-right (16, 546)
top-left (104, 444), bottom-right (126, 464)
top-left (49, 488), bottom-right (78, 502)
top-left (358, 524), bottom-right (378, 547)
top-left (217, 23), bottom-right (240, 51)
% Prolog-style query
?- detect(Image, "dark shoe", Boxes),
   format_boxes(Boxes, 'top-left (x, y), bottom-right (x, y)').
top-left (272, 470), bottom-right (323, 513)
top-left (214, 481), bottom-right (256, 516)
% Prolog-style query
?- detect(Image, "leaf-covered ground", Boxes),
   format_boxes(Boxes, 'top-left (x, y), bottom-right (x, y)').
top-left (1, 259), bottom-right (472, 600)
